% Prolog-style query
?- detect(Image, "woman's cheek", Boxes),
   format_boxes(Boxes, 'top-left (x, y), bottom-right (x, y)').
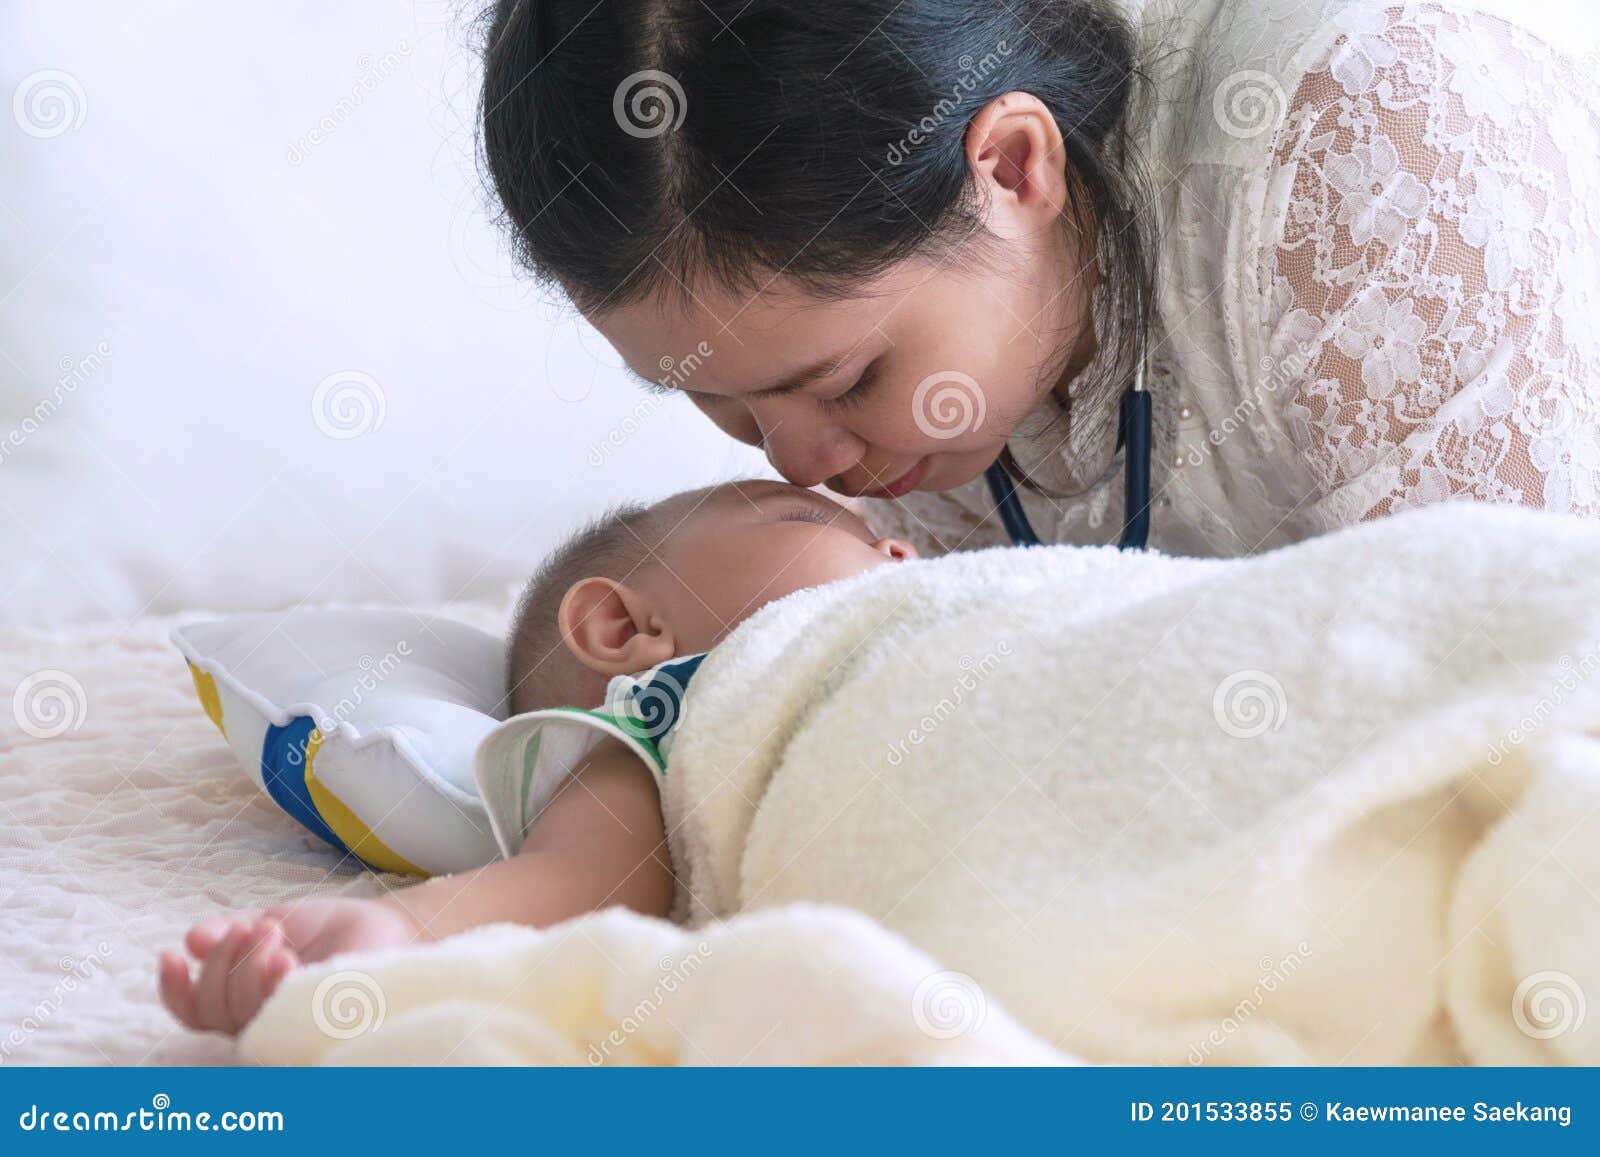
top-left (852, 385), bottom-right (929, 453)
top-left (875, 371), bottom-right (1005, 453)
top-left (693, 396), bottom-right (761, 446)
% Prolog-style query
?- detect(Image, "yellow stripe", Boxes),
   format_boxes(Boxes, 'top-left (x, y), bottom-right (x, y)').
top-left (187, 662), bottom-right (227, 739)
top-left (302, 729), bottom-right (429, 877)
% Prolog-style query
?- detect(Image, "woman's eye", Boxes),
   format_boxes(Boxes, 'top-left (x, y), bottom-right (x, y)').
top-left (823, 361), bottom-right (881, 410)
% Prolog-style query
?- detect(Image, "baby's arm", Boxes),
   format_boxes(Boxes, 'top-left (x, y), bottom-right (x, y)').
top-left (159, 737), bottom-right (671, 1035)
top-left (388, 735), bottom-right (674, 935)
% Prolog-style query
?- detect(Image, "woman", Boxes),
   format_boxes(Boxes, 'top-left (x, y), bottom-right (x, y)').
top-left (480, 0), bottom-right (1600, 557)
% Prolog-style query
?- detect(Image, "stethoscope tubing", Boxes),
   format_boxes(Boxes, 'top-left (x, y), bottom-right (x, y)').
top-left (982, 383), bottom-right (1154, 552)
top-left (982, 288), bottom-right (1154, 552)
top-left (987, 457), bottom-right (1042, 547)
top-left (1118, 386), bottom-right (1153, 551)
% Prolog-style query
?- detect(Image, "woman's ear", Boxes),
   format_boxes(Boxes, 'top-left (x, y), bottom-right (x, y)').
top-left (557, 577), bottom-right (677, 676)
top-left (965, 92), bottom-right (1069, 237)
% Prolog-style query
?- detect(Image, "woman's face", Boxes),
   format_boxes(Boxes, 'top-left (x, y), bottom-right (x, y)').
top-left (589, 93), bottom-right (1098, 499)
top-left (592, 244), bottom-right (1095, 499)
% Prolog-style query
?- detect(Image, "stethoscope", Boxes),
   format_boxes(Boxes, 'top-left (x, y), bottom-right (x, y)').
top-left (983, 308), bottom-right (1153, 551)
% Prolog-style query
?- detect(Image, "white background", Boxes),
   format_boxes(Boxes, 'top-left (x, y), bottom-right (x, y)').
top-left (0, 1), bottom-right (767, 624)
top-left (3, 1), bottom-right (1595, 625)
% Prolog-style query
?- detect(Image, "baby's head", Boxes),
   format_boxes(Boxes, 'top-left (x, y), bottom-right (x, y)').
top-left (508, 480), bottom-right (917, 714)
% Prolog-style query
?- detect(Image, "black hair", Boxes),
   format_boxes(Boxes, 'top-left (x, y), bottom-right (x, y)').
top-left (479, 0), bottom-right (1156, 481)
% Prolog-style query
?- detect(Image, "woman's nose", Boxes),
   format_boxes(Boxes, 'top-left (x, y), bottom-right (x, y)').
top-left (754, 404), bottom-right (861, 488)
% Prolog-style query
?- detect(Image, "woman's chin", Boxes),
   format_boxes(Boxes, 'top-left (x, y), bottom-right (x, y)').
top-left (911, 449), bottom-right (1005, 494)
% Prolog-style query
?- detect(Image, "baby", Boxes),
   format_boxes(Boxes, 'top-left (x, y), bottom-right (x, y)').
top-left (158, 479), bottom-right (917, 1035)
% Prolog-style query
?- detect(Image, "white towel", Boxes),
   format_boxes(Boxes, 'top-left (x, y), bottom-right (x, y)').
top-left (243, 502), bottom-right (1600, 1065)
top-left (662, 502), bottom-right (1600, 1064)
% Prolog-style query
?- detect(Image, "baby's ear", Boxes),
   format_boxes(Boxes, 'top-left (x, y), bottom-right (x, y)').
top-left (558, 578), bottom-right (676, 675)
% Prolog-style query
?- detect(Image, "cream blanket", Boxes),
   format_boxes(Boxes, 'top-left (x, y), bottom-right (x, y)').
top-left (246, 503), bottom-right (1600, 1065)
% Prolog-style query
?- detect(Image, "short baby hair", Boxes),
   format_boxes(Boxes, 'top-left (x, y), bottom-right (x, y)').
top-left (506, 497), bottom-right (686, 716)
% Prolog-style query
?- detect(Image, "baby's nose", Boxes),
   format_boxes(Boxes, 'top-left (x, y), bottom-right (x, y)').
top-left (873, 537), bottom-right (918, 562)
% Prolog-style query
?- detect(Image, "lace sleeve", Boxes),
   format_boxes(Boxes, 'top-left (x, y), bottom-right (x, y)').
top-left (1263, 3), bottom-right (1600, 529)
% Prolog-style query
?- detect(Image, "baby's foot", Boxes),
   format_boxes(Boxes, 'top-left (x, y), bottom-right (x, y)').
top-left (158, 897), bottom-right (422, 1036)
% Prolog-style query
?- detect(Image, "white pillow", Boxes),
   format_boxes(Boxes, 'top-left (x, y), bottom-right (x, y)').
top-left (172, 610), bottom-right (506, 876)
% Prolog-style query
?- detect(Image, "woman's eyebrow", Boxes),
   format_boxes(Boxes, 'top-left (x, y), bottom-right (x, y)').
top-left (626, 347), bottom-right (855, 398)
top-left (744, 349), bottom-right (854, 399)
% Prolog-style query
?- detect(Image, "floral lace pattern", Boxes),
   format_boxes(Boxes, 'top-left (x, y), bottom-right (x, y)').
top-left (869, 1), bottom-right (1600, 558)
top-left (1269, 4), bottom-right (1600, 526)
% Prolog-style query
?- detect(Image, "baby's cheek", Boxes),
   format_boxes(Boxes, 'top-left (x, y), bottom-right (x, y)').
top-left (767, 530), bottom-right (886, 596)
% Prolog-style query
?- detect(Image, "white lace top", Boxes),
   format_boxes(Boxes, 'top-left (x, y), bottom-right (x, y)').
top-left (868, 0), bottom-right (1600, 558)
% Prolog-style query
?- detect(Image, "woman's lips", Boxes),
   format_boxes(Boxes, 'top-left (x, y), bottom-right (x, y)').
top-left (858, 458), bottom-right (928, 500)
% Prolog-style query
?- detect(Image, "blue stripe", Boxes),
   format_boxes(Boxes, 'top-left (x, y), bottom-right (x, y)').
top-left (629, 652), bottom-right (706, 738)
top-left (657, 652), bottom-right (706, 685)
top-left (260, 716), bottom-right (349, 855)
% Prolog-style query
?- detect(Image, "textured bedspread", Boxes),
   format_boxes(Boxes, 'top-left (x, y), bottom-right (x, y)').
top-left (0, 601), bottom-right (507, 1065)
